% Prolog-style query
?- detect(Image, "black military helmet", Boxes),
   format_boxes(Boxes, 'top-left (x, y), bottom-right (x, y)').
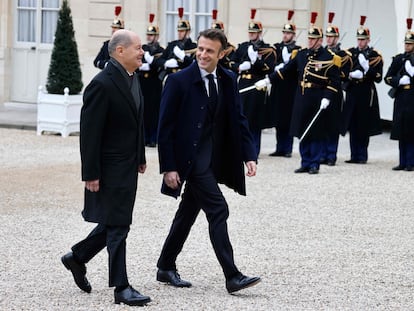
top-left (111, 6), bottom-right (124, 29)
top-left (325, 12), bottom-right (339, 37)
top-left (211, 9), bottom-right (224, 31)
top-left (177, 7), bottom-right (191, 31)
top-left (308, 12), bottom-right (323, 38)
top-left (405, 18), bottom-right (414, 43)
top-left (248, 8), bottom-right (263, 33)
top-left (356, 16), bottom-right (370, 39)
top-left (282, 10), bottom-right (296, 33)
top-left (146, 13), bottom-right (160, 35)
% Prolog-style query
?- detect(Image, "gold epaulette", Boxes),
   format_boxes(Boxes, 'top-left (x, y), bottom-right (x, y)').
top-left (333, 55), bottom-right (341, 67)
top-left (258, 47), bottom-right (276, 60)
top-left (224, 44), bottom-right (235, 56)
top-left (291, 49), bottom-right (298, 59)
top-left (369, 55), bottom-right (382, 67)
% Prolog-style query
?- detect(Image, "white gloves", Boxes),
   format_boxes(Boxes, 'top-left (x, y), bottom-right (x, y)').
top-left (239, 61), bottom-right (251, 72)
top-left (399, 75), bottom-right (411, 86)
top-left (139, 63), bottom-right (150, 71)
top-left (275, 63), bottom-right (284, 71)
top-left (320, 98), bottom-right (330, 110)
top-left (247, 45), bottom-right (258, 64)
top-left (173, 46), bottom-right (185, 61)
top-left (282, 46), bottom-right (291, 64)
top-left (405, 60), bottom-right (414, 77)
top-left (349, 70), bottom-right (364, 79)
top-left (164, 58), bottom-right (179, 68)
top-left (358, 53), bottom-right (369, 73)
top-left (144, 51), bottom-right (154, 64)
top-left (254, 77), bottom-right (271, 90)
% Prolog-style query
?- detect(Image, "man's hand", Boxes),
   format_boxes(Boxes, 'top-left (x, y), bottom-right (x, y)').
top-left (144, 51), bottom-right (154, 64)
top-left (138, 164), bottom-right (147, 174)
top-left (163, 171), bottom-right (181, 189)
top-left (85, 179), bottom-right (99, 192)
top-left (358, 53), bottom-right (369, 73)
top-left (254, 77), bottom-right (271, 90)
top-left (239, 60), bottom-right (251, 72)
top-left (247, 45), bottom-right (258, 64)
top-left (282, 46), bottom-right (291, 64)
top-left (164, 58), bottom-right (179, 68)
top-left (405, 60), bottom-right (414, 77)
top-left (139, 63), bottom-right (150, 71)
top-left (245, 161), bottom-right (257, 177)
top-left (349, 70), bottom-right (364, 79)
top-left (173, 46), bottom-right (185, 61)
top-left (320, 98), bottom-right (330, 110)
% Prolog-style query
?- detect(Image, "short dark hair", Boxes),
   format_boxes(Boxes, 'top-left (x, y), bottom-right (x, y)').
top-left (197, 28), bottom-right (227, 50)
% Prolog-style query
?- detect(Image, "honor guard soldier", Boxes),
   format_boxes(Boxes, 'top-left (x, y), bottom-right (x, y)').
top-left (211, 9), bottom-right (236, 70)
top-left (255, 12), bottom-right (341, 174)
top-left (158, 7), bottom-right (196, 82)
top-left (230, 8), bottom-right (275, 157)
top-left (384, 18), bottom-right (414, 171)
top-left (320, 12), bottom-right (353, 166)
top-left (266, 10), bottom-right (300, 158)
top-left (342, 16), bottom-right (383, 164)
top-left (93, 6), bottom-right (124, 69)
top-left (138, 14), bottom-right (165, 147)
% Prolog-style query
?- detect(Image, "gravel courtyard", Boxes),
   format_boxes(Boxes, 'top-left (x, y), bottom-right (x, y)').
top-left (0, 127), bottom-right (413, 310)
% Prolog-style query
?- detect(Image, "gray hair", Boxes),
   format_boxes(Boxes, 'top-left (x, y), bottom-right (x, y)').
top-left (108, 30), bottom-right (133, 56)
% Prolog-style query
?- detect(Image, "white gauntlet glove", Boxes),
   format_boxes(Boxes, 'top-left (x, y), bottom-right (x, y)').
top-left (349, 70), bottom-right (364, 79)
top-left (254, 77), bottom-right (271, 90)
top-left (164, 58), bottom-right (179, 68)
top-left (139, 63), bottom-right (150, 71)
top-left (239, 61), bottom-right (252, 72)
top-left (247, 45), bottom-right (258, 64)
top-left (282, 46), bottom-right (291, 64)
top-left (275, 63), bottom-right (285, 71)
top-left (320, 98), bottom-right (330, 110)
top-left (358, 53), bottom-right (369, 73)
top-left (144, 51), bottom-right (154, 64)
top-left (405, 60), bottom-right (414, 77)
top-left (399, 75), bottom-right (411, 86)
top-left (173, 46), bottom-right (185, 61)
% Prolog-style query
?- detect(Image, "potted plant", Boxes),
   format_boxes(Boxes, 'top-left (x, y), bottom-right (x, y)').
top-left (37, 0), bottom-right (83, 137)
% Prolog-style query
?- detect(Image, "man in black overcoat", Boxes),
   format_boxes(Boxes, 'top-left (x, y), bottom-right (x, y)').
top-left (156, 28), bottom-right (261, 294)
top-left (61, 29), bottom-right (150, 306)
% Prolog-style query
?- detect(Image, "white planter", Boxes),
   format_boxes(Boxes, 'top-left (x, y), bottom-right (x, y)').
top-left (37, 86), bottom-right (83, 137)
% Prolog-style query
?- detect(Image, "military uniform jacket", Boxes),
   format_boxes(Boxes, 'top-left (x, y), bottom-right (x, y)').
top-left (341, 47), bottom-right (383, 137)
top-left (93, 40), bottom-right (110, 70)
top-left (269, 47), bottom-right (341, 140)
top-left (263, 40), bottom-right (300, 129)
top-left (385, 52), bottom-right (414, 142)
top-left (159, 38), bottom-right (196, 77)
top-left (230, 40), bottom-right (276, 130)
top-left (80, 61), bottom-right (146, 226)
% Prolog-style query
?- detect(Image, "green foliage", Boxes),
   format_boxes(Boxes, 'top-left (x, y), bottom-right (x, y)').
top-left (46, 0), bottom-right (83, 94)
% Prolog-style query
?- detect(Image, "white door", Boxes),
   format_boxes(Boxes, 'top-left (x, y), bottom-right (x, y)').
top-left (11, 0), bottom-right (60, 103)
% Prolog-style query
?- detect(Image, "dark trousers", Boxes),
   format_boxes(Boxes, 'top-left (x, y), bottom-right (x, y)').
top-left (321, 134), bottom-right (339, 162)
top-left (251, 129), bottom-right (261, 157)
top-left (71, 223), bottom-right (130, 287)
top-left (399, 140), bottom-right (414, 167)
top-left (275, 127), bottom-right (293, 153)
top-left (157, 168), bottom-right (239, 280)
top-left (299, 140), bottom-right (323, 169)
top-left (349, 130), bottom-right (369, 162)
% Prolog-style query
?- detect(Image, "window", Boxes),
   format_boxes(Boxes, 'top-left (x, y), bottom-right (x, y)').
top-left (164, 0), bottom-right (218, 43)
top-left (17, 0), bottom-right (60, 44)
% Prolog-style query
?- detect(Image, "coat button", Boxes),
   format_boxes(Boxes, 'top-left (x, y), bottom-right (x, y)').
top-left (197, 123), bottom-right (202, 128)
top-left (201, 106), bottom-right (205, 110)
top-left (193, 141), bottom-right (198, 147)
top-left (187, 160), bottom-right (191, 165)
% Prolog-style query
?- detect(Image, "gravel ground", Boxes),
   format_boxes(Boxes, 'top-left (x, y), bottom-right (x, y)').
top-left (0, 128), bottom-right (413, 310)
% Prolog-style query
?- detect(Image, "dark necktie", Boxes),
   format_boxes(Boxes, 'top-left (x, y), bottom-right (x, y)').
top-left (207, 74), bottom-right (218, 114)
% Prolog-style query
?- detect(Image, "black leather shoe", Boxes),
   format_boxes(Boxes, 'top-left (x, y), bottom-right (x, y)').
top-left (269, 151), bottom-right (292, 158)
top-left (392, 165), bottom-right (405, 171)
top-left (319, 158), bottom-right (327, 164)
top-left (327, 160), bottom-right (336, 166)
top-left (226, 274), bottom-right (261, 293)
top-left (308, 167), bottom-right (319, 174)
top-left (114, 285), bottom-right (151, 306)
top-left (345, 159), bottom-right (367, 164)
top-left (405, 166), bottom-right (413, 171)
top-left (156, 269), bottom-right (192, 287)
top-left (61, 252), bottom-right (91, 293)
top-left (294, 167), bottom-right (309, 173)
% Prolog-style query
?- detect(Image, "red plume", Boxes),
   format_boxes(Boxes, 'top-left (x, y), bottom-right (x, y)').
top-left (407, 18), bottom-right (413, 30)
top-left (287, 10), bottom-right (294, 21)
top-left (250, 8), bottom-right (257, 20)
top-left (149, 13), bottom-right (155, 24)
top-left (212, 9), bottom-right (218, 20)
top-left (360, 15), bottom-right (367, 26)
top-left (178, 7), bottom-right (184, 19)
top-left (328, 12), bottom-right (335, 24)
top-left (115, 6), bottom-right (121, 17)
top-left (310, 12), bottom-right (318, 25)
